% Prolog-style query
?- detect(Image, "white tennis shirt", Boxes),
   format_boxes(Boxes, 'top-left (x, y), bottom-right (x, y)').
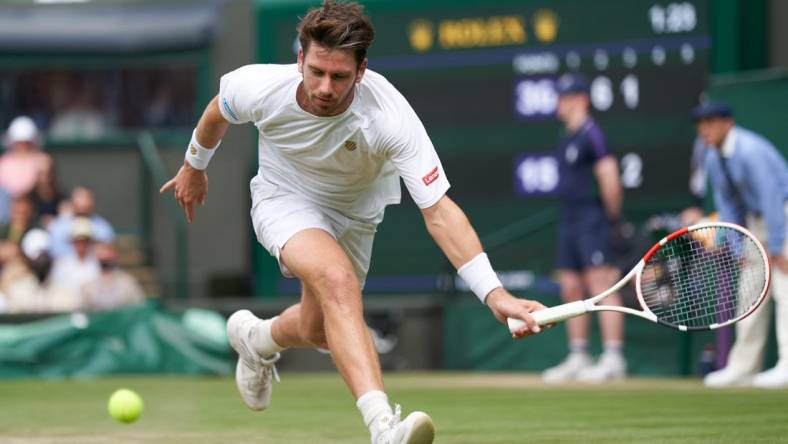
top-left (218, 64), bottom-right (450, 220)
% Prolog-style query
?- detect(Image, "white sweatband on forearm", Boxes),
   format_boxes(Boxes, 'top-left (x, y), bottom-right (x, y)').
top-left (457, 252), bottom-right (503, 304)
top-left (185, 129), bottom-right (220, 170)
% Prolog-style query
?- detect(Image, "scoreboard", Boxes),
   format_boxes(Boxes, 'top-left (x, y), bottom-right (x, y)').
top-left (257, 0), bottom-right (709, 201)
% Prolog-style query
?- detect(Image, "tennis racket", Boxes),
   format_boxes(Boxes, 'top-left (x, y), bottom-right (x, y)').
top-left (508, 221), bottom-right (771, 332)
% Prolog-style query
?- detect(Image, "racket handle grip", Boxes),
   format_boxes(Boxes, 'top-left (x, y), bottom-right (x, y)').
top-left (507, 301), bottom-right (589, 333)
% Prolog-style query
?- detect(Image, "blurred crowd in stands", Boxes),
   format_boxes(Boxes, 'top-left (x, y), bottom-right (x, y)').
top-left (0, 68), bottom-right (196, 139)
top-left (0, 116), bottom-right (145, 314)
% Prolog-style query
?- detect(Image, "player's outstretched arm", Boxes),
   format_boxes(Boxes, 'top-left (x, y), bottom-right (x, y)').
top-left (160, 96), bottom-right (230, 223)
top-left (420, 195), bottom-right (546, 338)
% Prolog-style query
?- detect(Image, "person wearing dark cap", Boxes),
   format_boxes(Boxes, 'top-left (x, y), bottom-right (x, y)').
top-left (694, 102), bottom-right (788, 389)
top-left (542, 73), bottom-right (626, 383)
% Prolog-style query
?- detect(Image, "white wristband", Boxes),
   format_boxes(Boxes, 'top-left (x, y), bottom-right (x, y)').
top-left (185, 129), bottom-right (219, 170)
top-left (457, 252), bottom-right (503, 304)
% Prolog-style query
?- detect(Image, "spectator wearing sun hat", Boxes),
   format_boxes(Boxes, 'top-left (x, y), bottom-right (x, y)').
top-left (49, 217), bottom-right (100, 295)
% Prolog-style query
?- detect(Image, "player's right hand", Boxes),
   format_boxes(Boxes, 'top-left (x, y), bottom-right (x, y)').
top-left (160, 161), bottom-right (208, 223)
top-left (485, 288), bottom-right (547, 339)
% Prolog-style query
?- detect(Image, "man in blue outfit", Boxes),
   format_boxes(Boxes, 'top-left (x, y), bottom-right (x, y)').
top-left (695, 102), bottom-right (788, 389)
top-left (542, 73), bottom-right (626, 383)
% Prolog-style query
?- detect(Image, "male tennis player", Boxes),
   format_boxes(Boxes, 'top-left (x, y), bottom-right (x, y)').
top-left (541, 73), bottom-right (627, 383)
top-left (160, 1), bottom-right (545, 442)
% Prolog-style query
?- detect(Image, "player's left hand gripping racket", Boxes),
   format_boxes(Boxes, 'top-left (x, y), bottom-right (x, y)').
top-left (508, 222), bottom-right (771, 332)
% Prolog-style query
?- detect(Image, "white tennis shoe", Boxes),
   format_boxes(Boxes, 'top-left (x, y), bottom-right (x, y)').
top-left (703, 366), bottom-right (752, 388)
top-left (372, 405), bottom-right (435, 444)
top-left (227, 309), bottom-right (280, 411)
top-left (577, 353), bottom-right (627, 383)
top-left (752, 365), bottom-right (788, 389)
top-left (542, 352), bottom-right (592, 383)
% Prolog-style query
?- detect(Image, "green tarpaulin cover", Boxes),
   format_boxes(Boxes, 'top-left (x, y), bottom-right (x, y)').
top-left (0, 302), bottom-right (232, 378)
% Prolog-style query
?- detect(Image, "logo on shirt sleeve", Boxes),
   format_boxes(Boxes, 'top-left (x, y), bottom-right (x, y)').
top-left (221, 97), bottom-right (240, 122)
top-left (422, 166), bottom-right (440, 186)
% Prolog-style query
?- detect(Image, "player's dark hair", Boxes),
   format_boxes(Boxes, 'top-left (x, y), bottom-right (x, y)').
top-left (297, 0), bottom-right (374, 66)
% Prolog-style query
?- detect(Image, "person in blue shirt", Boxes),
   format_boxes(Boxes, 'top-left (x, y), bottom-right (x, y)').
top-left (48, 186), bottom-right (114, 258)
top-left (542, 73), bottom-right (626, 383)
top-left (0, 186), bottom-right (10, 225)
top-left (694, 102), bottom-right (788, 389)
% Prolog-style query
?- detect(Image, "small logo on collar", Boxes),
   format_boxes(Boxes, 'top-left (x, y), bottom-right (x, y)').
top-left (344, 140), bottom-right (358, 151)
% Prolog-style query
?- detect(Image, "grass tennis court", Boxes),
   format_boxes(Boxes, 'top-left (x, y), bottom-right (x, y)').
top-left (1, 373), bottom-right (786, 444)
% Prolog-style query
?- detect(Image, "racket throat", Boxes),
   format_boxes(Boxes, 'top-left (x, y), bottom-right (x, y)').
top-left (531, 300), bottom-right (592, 325)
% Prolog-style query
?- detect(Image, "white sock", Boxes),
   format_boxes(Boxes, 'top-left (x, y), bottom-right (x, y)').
top-left (356, 390), bottom-right (393, 435)
top-left (602, 341), bottom-right (623, 357)
top-left (569, 340), bottom-right (589, 355)
top-left (253, 316), bottom-right (286, 358)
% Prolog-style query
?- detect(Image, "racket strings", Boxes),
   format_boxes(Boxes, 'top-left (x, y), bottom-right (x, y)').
top-left (640, 226), bottom-right (766, 329)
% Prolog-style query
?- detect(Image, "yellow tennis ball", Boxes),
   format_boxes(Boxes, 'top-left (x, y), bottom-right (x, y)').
top-left (108, 388), bottom-right (143, 424)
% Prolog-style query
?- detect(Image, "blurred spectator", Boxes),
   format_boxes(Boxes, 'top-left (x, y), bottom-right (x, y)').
top-left (0, 116), bottom-right (52, 198)
top-left (0, 241), bottom-right (21, 273)
top-left (0, 194), bottom-right (38, 246)
top-left (82, 243), bottom-right (145, 311)
top-left (49, 217), bottom-right (100, 293)
top-left (32, 156), bottom-right (65, 227)
top-left (0, 228), bottom-right (79, 313)
top-left (0, 186), bottom-right (10, 225)
top-left (145, 85), bottom-right (178, 127)
top-left (49, 86), bottom-right (107, 140)
top-left (48, 186), bottom-right (115, 258)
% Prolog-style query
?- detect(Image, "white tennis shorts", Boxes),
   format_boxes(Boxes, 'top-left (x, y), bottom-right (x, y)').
top-left (250, 190), bottom-right (383, 288)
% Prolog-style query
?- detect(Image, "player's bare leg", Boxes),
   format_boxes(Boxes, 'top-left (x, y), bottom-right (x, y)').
top-left (279, 228), bottom-right (383, 396)
top-left (271, 283), bottom-right (329, 349)
top-left (278, 228), bottom-right (434, 443)
top-left (577, 265), bottom-right (626, 382)
top-left (542, 270), bottom-right (592, 382)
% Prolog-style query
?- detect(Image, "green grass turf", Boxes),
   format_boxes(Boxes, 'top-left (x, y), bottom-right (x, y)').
top-left (0, 373), bottom-right (786, 444)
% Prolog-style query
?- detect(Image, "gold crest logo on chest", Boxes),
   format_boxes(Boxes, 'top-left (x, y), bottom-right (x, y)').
top-left (344, 140), bottom-right (358, 151)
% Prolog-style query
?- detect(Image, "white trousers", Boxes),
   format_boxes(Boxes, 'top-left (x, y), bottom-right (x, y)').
top-left (725, 205), bottom-right (788, 373)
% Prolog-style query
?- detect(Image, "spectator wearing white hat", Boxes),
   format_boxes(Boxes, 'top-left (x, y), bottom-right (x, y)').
top-left (49, 217), bottom-right (100, 295)
top-left (0, 116), bottom-right (52, 198)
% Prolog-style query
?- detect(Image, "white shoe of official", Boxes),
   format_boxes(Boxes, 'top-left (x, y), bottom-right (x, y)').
top-left (576, 353), bottom-right (627, 383)
top-left (542, 353), bottom-right (592, 383)
top-left (752, 365), bottom-right (788, 389)
top-left (227, 309), bottom-right (280, 411)
top-left (372, 405), bottom-right (435, 444)
top-left (703, 366), bottom-right (752, 388)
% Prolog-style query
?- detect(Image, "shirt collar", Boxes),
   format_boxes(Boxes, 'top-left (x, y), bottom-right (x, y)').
top-left (721, 127), bottom-right (738, 158)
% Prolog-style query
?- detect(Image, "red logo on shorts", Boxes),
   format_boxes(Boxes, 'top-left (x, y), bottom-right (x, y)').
top-left (422, 166), bottom-right (440, 186)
